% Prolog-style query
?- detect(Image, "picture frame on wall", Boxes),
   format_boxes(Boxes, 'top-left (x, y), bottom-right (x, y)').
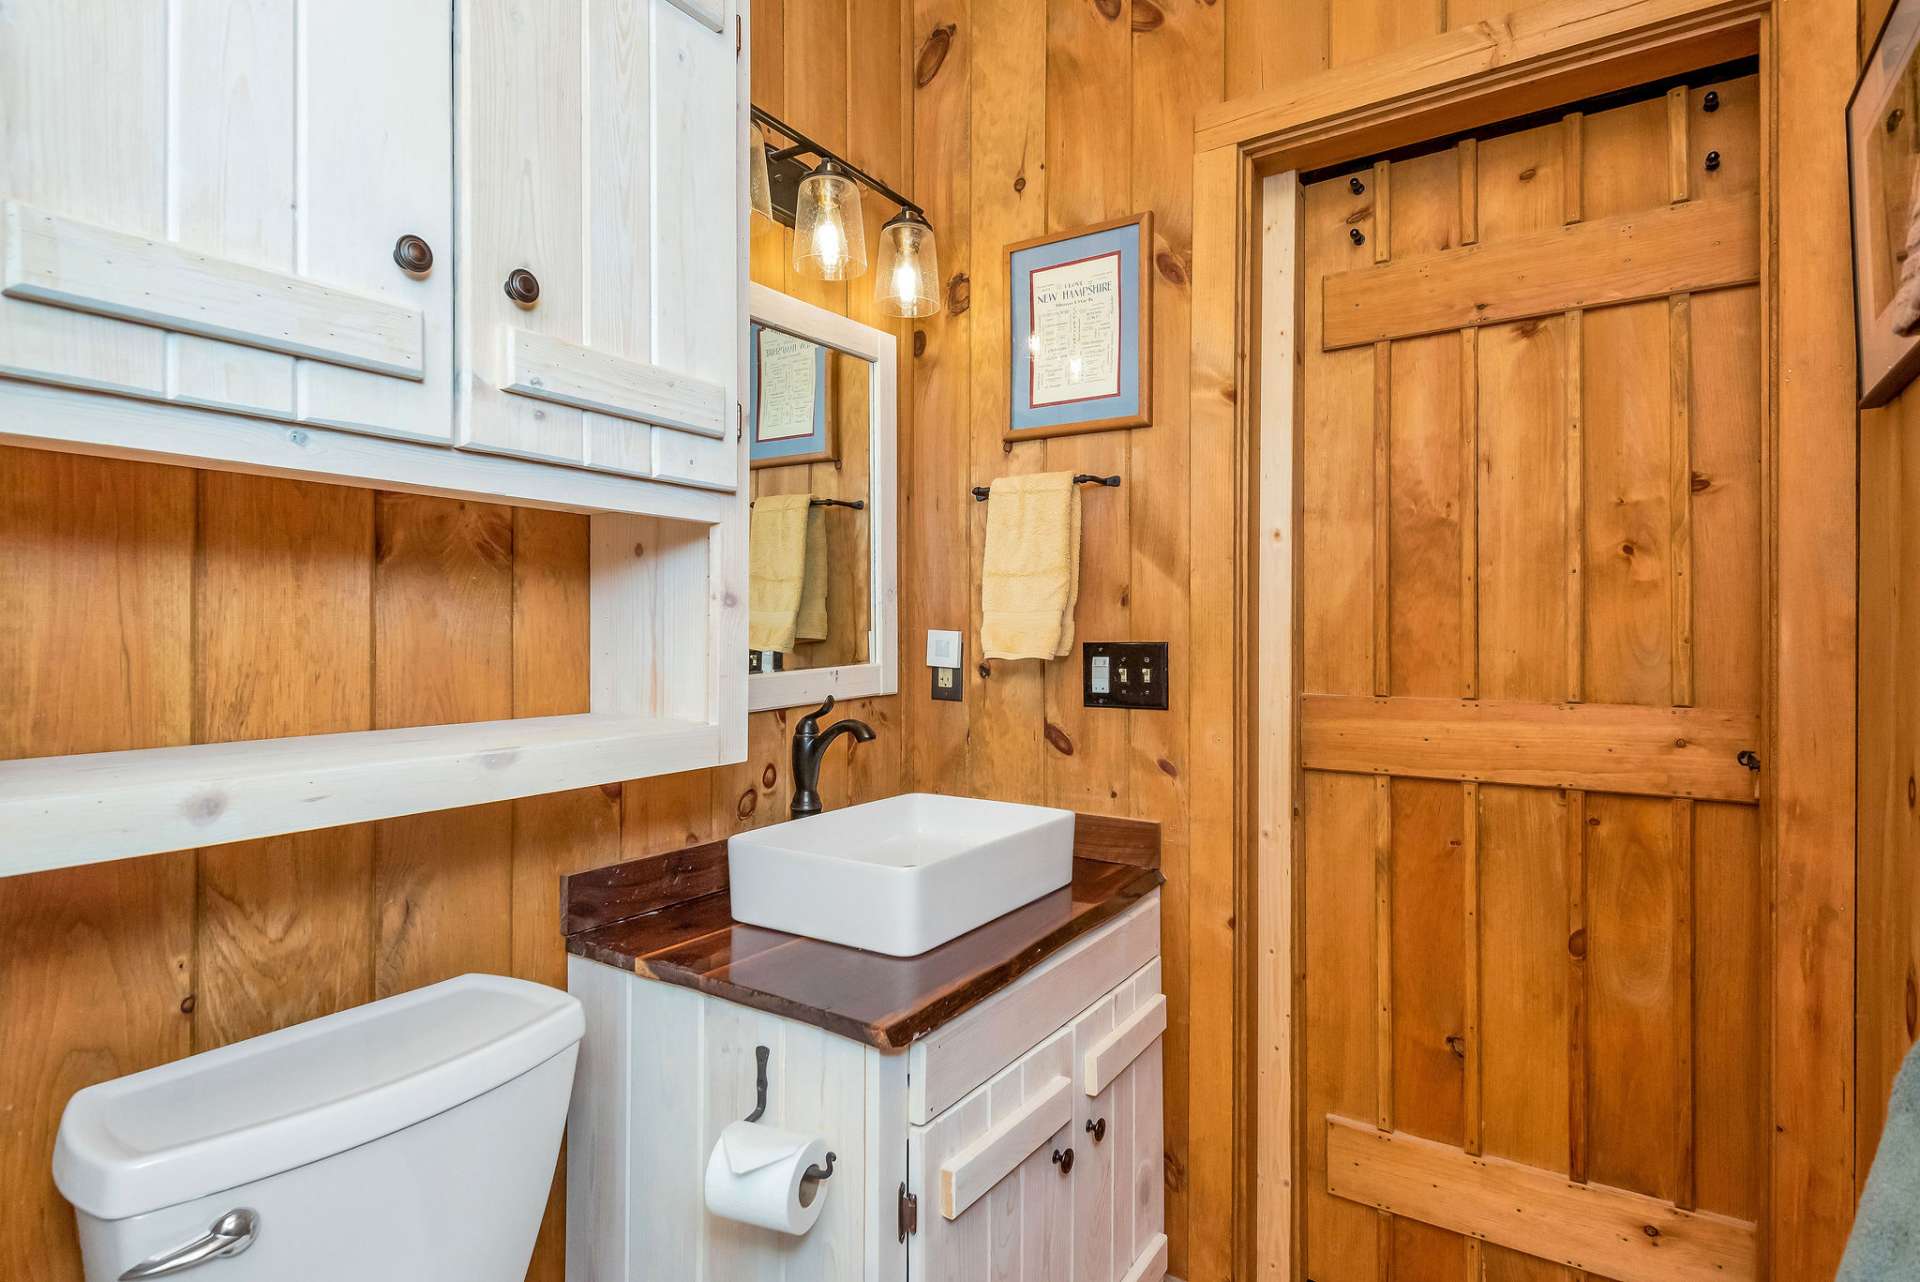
top-left (750, 322), bottom-right (836, 468)
top-left (1005, 212), bottom-right (1153, 441)
top-left (1850, 0), bottom-right (1920, 407)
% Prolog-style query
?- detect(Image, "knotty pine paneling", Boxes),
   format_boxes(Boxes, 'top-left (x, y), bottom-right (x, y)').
top-left (1858, 0), bottom-right (1920, 1207)
top-left (0, 7), bottom-right (907, 1282)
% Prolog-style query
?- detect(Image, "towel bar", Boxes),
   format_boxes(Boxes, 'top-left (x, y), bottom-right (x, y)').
top-left (748, 497), bottom-right (865, 509)
top-left (971, 474), bottom-right (1120, 501)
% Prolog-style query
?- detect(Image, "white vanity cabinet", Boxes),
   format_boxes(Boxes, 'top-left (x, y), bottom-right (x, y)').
top-left (0, 0), bottom-right (456, 445)
top-left (565, 893), bottom-right (1167, 1282)
top-left (456, 0), bottom-right (741, 488)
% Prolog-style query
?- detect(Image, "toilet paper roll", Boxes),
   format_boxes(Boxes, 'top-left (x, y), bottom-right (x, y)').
top-left (703, 1120), bottom-right (835, 1236)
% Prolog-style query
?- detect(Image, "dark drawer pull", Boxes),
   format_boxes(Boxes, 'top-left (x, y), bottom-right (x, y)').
top-left (1052, 1147), bottom-right (1074, 1175)
top-left (504, 268), bottom-right (541, 306)
top-left (392, 234), bottom-right (433, 275)
top-left (1086, 1117), bottom-right (1106, 1143)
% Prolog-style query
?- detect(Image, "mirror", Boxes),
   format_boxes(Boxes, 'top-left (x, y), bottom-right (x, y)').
top-left (746, 283), bottom-right (898, 711)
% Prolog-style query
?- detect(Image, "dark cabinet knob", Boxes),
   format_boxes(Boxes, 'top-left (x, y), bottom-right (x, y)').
top-left (504, 268), bottom-right (541, 306)
top-left (392, 234), bottom-right (433, 275)
top-left (1052, 1147), bottom-right (1075, 1175)
top-left (1086, 1117), bottom-right (1106, 1143)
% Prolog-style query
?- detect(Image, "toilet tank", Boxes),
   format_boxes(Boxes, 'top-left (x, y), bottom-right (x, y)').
top-left (53, 974), bottom-right (584, 1282)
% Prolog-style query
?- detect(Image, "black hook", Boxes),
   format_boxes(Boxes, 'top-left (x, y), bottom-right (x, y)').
top-left (1349, 175), bottom-right (1366, 195)
top-left (745, 1045), bottom-right (770, 1123)
top-left (1350, 227), bottom-right (1366, 246)
top-left (804, 1152), bottom-right (838, 1183)
top-left (1737, 749), bottom-right (1761, 772)
top-left (1704, 150), bottom-right (1721, 172)
top-left (1702, 90), bottom-right (1719, 113)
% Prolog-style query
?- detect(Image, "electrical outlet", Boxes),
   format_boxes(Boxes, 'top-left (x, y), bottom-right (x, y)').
top-left (1082, 642), bottom-right (1169, 710)
top-left (747, 649), bottom-right (784, 675)
top-left (931, 663), bottom-right (962, 702)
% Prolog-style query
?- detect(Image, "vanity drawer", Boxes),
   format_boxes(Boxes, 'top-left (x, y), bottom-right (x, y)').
top-left (908, 892), bottom-right (1160, 1124)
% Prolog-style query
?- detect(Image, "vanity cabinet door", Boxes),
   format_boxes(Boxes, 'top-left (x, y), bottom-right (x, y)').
top-left (0, 0), bottom-right (454, 441)
top-left (1070, 959), bottom-right (1168, 1282)
top-left (907, 1026), bottom-right (1075, 1280)
top-left (456, 0), bottom-right (741, 489)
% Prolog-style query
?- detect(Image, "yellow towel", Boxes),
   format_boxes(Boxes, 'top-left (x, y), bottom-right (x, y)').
top-left (748, 494), bottom-right (812, 651)
top-left (795, 504), bottom-right (829, 642)
top-left (980, 472), bottom-right (1081, 661)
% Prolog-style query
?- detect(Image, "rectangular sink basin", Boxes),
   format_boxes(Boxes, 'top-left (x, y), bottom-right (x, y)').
top-left (727, 793), bottom-right (1076, 956)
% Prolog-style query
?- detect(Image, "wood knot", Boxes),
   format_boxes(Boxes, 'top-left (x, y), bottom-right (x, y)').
top-left (1642, 1225), bottom-right (1661, 1241)
top-left (1158, 757), bottom-right (1179, 778)
top-left (1619, 541), bottom-right (1635, 557)
top-left (947, 272), bottom-right (971, 316)
top-left (1093, 0), bottom-right (1123, 20)
top-left (180, 994), bottom-right (196, 1015)
top-left (1155, 248), bottom-right (1188, 287)
top-left (1518, 166), bottom-right (1538, 182)
top-left (978, 661), bottom-right (992, 678)
top-left (1132, 0), bottom-right (1165, 30)
top-left (915, 23), bottom-right (955, 88)
top-left (1044, 722), bottom-right (1075, 756)
top-left (1690, 470), bottom-right (1712, 493)
top-left (1567, 928), bottom-right (1588, 959)
top-left (633, 541), bottom-right (647, 557)
top-left (761, 763), bottom-right (777, 790)
top-left (1013, 172), bottom-right (1028, 194)
top-left (1674, 738), bottom-right (1689, 748)
top-left (913, 330), bottom-right (927, 357)
top-left (599, 782), bottom-right (623, 803)
top-left (736, 788), bottom-right (758, 819)
top-left (1907, 773), bottom-right (1915, 808)
top-left (1163, 1150), bottom-right (1187, 1192)
top-left (184, 791), bottom-right (228, 825)
top-left (1445, 1034), bottom-right (1467, 1059)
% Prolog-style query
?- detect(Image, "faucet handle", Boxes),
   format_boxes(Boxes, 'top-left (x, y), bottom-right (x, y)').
top-left (798, 696), bottom-right (836, 732)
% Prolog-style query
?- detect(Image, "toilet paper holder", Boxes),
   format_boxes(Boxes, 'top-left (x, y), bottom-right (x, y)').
top-left (744, 1045), bottom-right (837, 1184)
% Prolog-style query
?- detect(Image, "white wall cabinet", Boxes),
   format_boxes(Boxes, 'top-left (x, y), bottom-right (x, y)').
top-left (566, 894), bottom-right (1168, 1282)
top-left (0, 0), bottom-right (749, 877)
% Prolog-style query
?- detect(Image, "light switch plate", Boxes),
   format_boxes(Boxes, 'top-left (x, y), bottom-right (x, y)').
top-left (1082, 642), bottom-right (1170, 710)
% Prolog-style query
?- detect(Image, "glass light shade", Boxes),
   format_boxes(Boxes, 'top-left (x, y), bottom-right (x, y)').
top-left (749, 124), bottom-right (774, 222)
top-left (792, 159), bottom-right (866, 281)
top-left (874, 209), bottom-right (939, 318)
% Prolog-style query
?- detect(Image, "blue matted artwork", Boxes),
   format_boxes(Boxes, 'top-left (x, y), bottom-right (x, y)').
top-left (750, 322), bottom-right (835, 468)
top-left (1007, 212), bottom-right (1152, 439)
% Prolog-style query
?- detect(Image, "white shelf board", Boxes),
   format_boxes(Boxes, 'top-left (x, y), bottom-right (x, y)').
top-left (0, 713), bottom-right (720, 877)
top-left (0, 379), bottom-right (732, 520)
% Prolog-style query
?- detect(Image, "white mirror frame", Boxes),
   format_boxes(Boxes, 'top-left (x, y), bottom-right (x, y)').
top-left (746, 282), bottom-right (899, 712)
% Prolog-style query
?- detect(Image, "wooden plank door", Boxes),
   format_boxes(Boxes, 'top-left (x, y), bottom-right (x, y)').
top-left (1070, 960), bottom-right (1169, 1282)
top-left (0, 0), bottom-right (454, 442)
top-left (1296, 70), bottom-right (1767, 1282)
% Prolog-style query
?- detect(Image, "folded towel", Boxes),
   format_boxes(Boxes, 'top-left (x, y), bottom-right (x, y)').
top-left (980, 472), bottom-right (1081, 661)
top-left (1839, 1037), bottom-right (1920, 1280)
top-left (795, 503), bottom-right (829, 643)
top-left (748, 494), bottom-right (812, 652)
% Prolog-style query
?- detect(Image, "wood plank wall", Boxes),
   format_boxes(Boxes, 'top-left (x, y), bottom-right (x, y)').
top-left (0, 7), bottom-right (909, 1282)
top-left (1859, 0), bottom-right (1920, 1198)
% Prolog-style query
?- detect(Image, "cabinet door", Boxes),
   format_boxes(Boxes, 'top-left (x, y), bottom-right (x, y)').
top-left (457, 0), bottom-right (740, 489)
top-left (1070, 959), bottom-right (1168, 1282)
top-left (0, 0), bottom-right (454, 442)
top-left (908, 1026), bottom-right (1075, 1280)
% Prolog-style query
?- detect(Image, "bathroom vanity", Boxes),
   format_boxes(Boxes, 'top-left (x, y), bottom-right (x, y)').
top-left (563, 808), bottom-right (1168, 1282)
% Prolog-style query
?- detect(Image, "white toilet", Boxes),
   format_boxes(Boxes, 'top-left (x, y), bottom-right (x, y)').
top-left (52, 973), bottom-right (584, 1282)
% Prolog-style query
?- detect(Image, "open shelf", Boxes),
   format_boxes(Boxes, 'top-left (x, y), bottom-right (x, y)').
top-left (0, 713), bottom-right (720, 876)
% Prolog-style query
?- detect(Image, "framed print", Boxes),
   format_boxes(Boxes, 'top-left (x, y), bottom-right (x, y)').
top-left (1851, 0), bottom-right (1920, 407)
top-left (750, 322), bottom-right (836, 468)
top-left (1005, 212), bottom-right (1152, 440)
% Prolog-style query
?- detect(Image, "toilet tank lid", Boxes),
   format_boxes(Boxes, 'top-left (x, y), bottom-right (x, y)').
top-left (53, 973), bottom-right (584, 1221)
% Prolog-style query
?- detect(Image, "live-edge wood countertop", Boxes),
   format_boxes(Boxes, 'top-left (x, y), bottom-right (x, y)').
top-left (561, 812), bottom-right (1163, 1050)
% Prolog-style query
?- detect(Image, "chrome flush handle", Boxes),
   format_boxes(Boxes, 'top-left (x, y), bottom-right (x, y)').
top-left (119, 1209), bottom-right (259, 1280)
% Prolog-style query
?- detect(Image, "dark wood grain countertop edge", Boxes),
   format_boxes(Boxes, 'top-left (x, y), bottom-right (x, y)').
top-left (562, 810), bottom-right (1163, 1050)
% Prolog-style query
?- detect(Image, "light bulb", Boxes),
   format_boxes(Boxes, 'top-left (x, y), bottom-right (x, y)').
top-left (873, 208), bottom-right (939, 318)
top-left (792, 158), bottom-right (865, 281)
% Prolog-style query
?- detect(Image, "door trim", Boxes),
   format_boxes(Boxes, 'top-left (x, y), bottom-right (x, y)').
top-left (1197, 0), bottom-right (1858, 1276)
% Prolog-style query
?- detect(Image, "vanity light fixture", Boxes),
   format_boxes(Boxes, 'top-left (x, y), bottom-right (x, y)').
top-left (751, 105), bottom-right (939, 314)
top-left (875, 208), bottom-right (939, 318)
top-left (793, 157), bottom-right (867, 280)
top-left (749, 123), bottom-right (774, 222)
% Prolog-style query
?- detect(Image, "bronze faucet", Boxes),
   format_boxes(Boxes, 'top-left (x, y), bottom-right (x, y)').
top-left (789, 696), bottom-right (875, 819)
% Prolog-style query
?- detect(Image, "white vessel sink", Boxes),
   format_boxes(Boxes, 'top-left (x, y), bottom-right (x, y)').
top-left (726, 793), bottom-right (1076, 956)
